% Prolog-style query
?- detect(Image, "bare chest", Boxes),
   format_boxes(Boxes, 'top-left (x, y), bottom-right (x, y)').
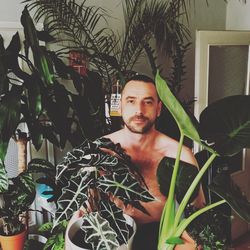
top-left (126, 150), bottom-right (164, 196)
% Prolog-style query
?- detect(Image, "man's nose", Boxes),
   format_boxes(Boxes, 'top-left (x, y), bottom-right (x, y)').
top-left (135, 102), bottom-right (144, 115)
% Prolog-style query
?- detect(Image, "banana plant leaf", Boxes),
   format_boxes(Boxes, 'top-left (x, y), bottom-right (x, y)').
top-left (199, 95), bottom-right (250, 156)
top-left (81, 212), bottom-right (119, 250)
top-left (157, 157), bottom-right (200, 204)
top-left (155, 70), bottom-right (201, 144)
top-left (208, 173), bottom-right (250, 223)
top-left (100, 200), bottom-right (130, 245)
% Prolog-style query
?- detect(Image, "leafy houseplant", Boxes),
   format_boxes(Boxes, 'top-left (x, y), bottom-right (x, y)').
top-left (0, 170), bottom-right (36, 250)
top-left (25, 0), bottom-right (191, 91)
top-left (29, 137), bottom-right (155, 250)
top-left (155, 71), bottom-right (250, 249)
top-left (0, 6), bottom-right (108, 187)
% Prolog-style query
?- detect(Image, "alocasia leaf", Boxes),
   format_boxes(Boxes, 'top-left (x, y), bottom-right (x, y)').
top-left (53, 170), bottom-right (92, 228)
top-left (99, 200), bottom-right (130, 245)
top-left (81, 212), bottom-right (119, 250)
top-left (97, 172), bottom-right (155, 203)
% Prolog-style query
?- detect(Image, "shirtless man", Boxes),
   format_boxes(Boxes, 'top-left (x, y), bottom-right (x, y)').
top-left (104, 74), bottom-right (205, 249)
top-left (66, 74), bottom-right (205, 250)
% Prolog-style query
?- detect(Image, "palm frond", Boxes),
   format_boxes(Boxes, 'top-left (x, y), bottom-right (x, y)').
top-left (25, 0), bottom-right (119, 87)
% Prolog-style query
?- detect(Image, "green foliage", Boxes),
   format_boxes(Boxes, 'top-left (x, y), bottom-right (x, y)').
top-left (156, 71), bottom-right (201, 144)
top-left (199, 95), bottom-right (250, 156)
top-left (39, 138), bottom-right (153, 250)
top-left (24, 0), bottom-right (191, 90)
top-left (157, 157), bottom-right (200, 204)
top-left (38, 220), bottom-right (68, 250)
top-left (81, 212), bottom-right (120, 250)
top-left (0, 7), bottom-right (108, 184)
top-left (155, 71), bottom-right (250, 249)
top-left (0, 172), bottom-right (36, 235)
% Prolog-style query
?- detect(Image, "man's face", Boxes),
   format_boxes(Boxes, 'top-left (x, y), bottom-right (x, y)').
top-left (121, 80), bottom-right (162, 134)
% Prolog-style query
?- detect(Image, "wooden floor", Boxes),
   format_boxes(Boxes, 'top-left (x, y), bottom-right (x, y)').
top-left (229, 231), bottom-right (250, 250)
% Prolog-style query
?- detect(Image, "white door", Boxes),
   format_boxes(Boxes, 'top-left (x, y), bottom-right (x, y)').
top-left (194, 30), bottom-right (250, 240)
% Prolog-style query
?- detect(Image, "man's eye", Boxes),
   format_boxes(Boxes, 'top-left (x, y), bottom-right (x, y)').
top-left (145, 101), bottom-right (153, 105)
top-left (127, 100), bottom-right (135, 104)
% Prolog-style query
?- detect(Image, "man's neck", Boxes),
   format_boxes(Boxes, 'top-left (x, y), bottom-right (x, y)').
top-left (121, 126), bottom-right (158, 150)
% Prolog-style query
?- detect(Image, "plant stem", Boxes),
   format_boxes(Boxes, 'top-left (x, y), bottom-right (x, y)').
top-left (164, 199), bottom-right (226, 250)
top-left (158, 133), bottom-right (184, 250)
top-left (175, 199), bottom-right (226, 237)
top-left (173, 153), bottom-right (217, 230)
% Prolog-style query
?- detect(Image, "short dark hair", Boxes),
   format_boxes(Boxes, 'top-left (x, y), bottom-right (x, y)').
top-left (126, 73), bottom-right (155, 85)
top-left (123, 73), bottom-right (160, 102)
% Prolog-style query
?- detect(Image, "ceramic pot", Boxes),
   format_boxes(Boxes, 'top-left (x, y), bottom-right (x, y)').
top-left (65, 214), bottom-right (136, 250)
top-left (0, 228), bottom-right (27, 250)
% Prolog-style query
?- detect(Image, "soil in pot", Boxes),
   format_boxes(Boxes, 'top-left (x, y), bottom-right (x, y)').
top-left (71, 229), bottom-right (92, 248)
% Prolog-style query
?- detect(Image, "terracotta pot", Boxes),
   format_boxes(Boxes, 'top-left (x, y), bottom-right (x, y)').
top-left (65, 214), bottom-right (136, 250)
top-left (0, 228), bottom-right (27, 250)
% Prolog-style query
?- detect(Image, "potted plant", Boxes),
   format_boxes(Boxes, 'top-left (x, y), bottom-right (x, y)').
top-left (155, 70), bottom-right (250, 249)
top-left (29, 137), bottom-right (155, 250)
top-left (0, 168), bottom-right (36, 250)
top-left (0, 6), bottom-right (107, 249)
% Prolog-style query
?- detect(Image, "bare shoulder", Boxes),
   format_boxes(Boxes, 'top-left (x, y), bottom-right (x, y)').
top-left (103, 130), bottom-right (124, 144)
top-left (156, 132), bottom-right (198, 167)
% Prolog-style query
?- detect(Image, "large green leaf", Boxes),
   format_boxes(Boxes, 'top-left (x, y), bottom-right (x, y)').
top-left (81, 212), bottom-right (119, 250)
top-left (97, 172), bottom-right (155, 203)
top-left (157, 157), bottom-right (200, 204)
top-left (100, 200), bottom-right (130, 246)
top-left (21, 6), bottom-right (53, 85)
top-left (199, 95), bottom-right (250, 156)
top-left (53, 170), bottom-right (92, 228)
top-left (155, 70), bottom-right (200, 143)
top-left (208, 173), bottom-right (250, 223)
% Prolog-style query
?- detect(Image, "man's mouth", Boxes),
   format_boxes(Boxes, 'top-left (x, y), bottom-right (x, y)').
top-left (131, 116), bottom-right (148, 123)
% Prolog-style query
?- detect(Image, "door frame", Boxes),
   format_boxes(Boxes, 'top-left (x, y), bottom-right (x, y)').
top-left (194, 30), bottom-right (250, 240)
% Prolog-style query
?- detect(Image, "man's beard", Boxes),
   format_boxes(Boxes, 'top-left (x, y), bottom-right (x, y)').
top-left (124, 115), bottom-right (155, 134)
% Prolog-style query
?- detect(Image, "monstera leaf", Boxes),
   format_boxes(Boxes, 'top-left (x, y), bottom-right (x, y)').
top-left (199, 95), bottom-right (250, 156)
top-left (97, 172), bottom-right (155, 204)
top-left (100, 200), bottom-right (130, 245)
top-left (81, 212), bottom-right (119, 250)
top-left (157, 157), bottom-right (200, 204)
top-left (54, 170), bottom-right (92, 227)
top-left (208, 173), bottom-right (250, 223)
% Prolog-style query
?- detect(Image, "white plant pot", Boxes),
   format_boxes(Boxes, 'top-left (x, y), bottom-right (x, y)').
top-left (28, 233), bottom-right (47, 244)
top-left (65, 214), bottom-right (136, 250)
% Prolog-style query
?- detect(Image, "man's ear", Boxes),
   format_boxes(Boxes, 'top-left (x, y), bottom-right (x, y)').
top-left (157, 101), bottom-right (162, 117)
